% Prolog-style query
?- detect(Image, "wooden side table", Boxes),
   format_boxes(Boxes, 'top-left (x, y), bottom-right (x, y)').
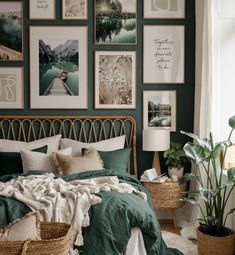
top-left (143, 182), bottom-right (187, 229)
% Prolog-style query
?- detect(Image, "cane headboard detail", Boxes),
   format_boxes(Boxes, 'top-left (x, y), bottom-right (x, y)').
top-left (0, 116), bottom-right (137, 176)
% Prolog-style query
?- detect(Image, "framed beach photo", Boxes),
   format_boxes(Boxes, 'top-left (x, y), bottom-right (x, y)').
top-left (0, 1), bottom-right (23, 61)
top-left (30, 26), bottom-right (88, 109)
top-left (143, 25), bottom-right (185, 84)
top-left (143, 90), bottom-right (176, 132)
top-left (29, 0), bottom-right (56, 20)
top-left (0, 67), bottom-right (24, 109)
top-left (62, 0), bottom-right (88, 20)
top-left (95, 0), bottom-right (137, 45)
top-left (95, 51), bottom-right (136, 109)
top-left (144, 0), bottom-right (185, 19)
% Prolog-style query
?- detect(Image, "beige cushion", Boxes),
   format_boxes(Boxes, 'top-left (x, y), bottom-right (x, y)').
top-left (55, 148), bottom-right (104, 175)
top-left (60, 135), bottom-right (126, 156)
top-left (0, 212), bottom-right (40, 241)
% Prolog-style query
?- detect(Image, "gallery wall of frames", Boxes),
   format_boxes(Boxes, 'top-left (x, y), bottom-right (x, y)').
top-left (0, 0), bottom-right (195, 174)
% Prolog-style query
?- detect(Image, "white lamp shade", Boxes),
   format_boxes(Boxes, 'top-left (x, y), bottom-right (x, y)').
top-left (143, 129), bottom-right (170, 152)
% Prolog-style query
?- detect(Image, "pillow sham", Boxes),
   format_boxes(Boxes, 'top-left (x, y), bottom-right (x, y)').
top-left (0, 134), bottom-right (62, 154)
top-left (21, 147), bottom-right (72, 173)
top-left (60, 135), bottom-right (126, 156)
top-left (55, 148), bottom-right (104, 176)
top-left (0, 145), bottom-right (48, 176)
top-left (0, 212), bottom-right (40, 241)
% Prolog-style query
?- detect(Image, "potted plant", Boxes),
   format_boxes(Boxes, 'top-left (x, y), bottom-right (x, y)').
top-left (164, 142), bottom-right (188, 179)
top-left (179, 116), bottom-right (235, 255)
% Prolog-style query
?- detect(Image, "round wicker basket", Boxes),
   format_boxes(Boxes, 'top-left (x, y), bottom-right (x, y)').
top-left (197, 228), bottom-right (235, 255)
top-left (144, 182), bottom-right (186, 209)
top-left (0, 222), bottom-right (72, 255)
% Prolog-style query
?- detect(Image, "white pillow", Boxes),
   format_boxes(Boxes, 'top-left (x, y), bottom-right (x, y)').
top-left (60, 135), bottom-right (126, 156)
top-left (0, 135), bottom-right (62, 154)
top-left (20, 147), bottom-right (72, 173)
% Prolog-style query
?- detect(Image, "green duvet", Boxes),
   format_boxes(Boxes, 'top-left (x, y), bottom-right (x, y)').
top-left (0, 170), bottom-right (182, 255)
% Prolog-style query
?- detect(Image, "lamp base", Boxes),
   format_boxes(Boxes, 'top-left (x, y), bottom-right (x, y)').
top-left (153, 151), bottom-right (161, 176)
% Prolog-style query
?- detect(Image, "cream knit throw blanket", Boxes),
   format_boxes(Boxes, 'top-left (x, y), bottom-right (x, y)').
top-left (0, 173), bottom-right (146, 248)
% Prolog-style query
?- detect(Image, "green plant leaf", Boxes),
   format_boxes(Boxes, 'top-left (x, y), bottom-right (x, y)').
top-left (180, 196), bottom-right (198, 204)
top-left (180, 131), bottom-right (211, 149)
top-left (229, 116), bottom-right (235, 129)
top-left (227, 208), bottom-right (235, 215)
top-left (199, 188), bottom-right (217, 202)
top-left (183, 143), bottom-right (205, 164)
top-left (178, 173), bottom-right (198, 185)
top-left (227, 168), bottom-right (235, 182)
top-left (210, 143), bottom-right (223, 160)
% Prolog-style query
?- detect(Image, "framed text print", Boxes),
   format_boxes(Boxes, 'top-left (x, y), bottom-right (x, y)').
top-left (0, 67), bottom-right (24, 109)
top-left (143, 90), bottom-right (176, 132)
top-left (30, 26), bottom-right (88, 109)
top-left (144, 0), bottom-right (185, 19)
top-left (95, 51), bottom-right (136, 109)
top-left (143, 25), bottom-right (185, 84)
top-left (62, 0), bottom-right (88, 20)
top-left (29, 0), bottom-right (56, 20)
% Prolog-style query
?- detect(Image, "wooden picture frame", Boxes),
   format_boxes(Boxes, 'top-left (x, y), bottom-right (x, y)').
top-left (62, 0), bottom-right (88, 20)
top-left (95, 51), bottom-right (136, 109)
top-left (29, 0), bottom-right (56, 20)
top-left (30, 26), bottom-right (88, 109)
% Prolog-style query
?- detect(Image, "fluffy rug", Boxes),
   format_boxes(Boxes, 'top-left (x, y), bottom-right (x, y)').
top-left (162, 231), bottom-right (198, 255)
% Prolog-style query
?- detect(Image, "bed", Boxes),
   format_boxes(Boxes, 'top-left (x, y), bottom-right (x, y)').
top-left (0, 116), bottom-right (182, 255)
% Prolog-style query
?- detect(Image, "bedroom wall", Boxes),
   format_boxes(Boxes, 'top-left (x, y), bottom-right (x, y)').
top-left (0, 0), bottom-right (195, 176)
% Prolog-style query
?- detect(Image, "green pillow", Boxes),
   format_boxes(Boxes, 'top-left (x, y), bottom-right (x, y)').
top-left (0, 145), bottom-right (48, 176)
top-left (98, 148), bottom-right (132, 173)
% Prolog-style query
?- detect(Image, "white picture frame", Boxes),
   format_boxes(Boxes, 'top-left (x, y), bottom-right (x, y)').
top-left (30, 26), bottom-right (88, 109)
top-left (62, 0), bottom-right (88, 20)
top-left (143, 90), bottom-right (176, 132)
top-left (95, 51), bottom-right (136, 109)
top-left (29, 0), bottom-right (56, 20)
top-left (143, 25), bottom-right (185, 84)
top-left (0, 67), bottom-right (24, 109)
top-left (144, 0), bottom-right (185, 19)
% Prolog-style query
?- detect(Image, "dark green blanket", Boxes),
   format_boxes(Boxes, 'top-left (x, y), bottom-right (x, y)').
top-left (0, 170), bottom-right (182, 255)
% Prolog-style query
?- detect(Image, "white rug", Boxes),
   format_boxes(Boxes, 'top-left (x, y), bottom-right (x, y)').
top-left (162, 231), bottom-right (198, 255)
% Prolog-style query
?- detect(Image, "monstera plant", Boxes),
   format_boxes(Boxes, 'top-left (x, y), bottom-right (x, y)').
top-left (179, 116), bottom-right (235, 255)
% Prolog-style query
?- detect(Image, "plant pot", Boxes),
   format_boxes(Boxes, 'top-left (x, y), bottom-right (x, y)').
top-left (168, 167), bottom-right (184, 179)
top-left (197, 228), bottom-right (234, 255)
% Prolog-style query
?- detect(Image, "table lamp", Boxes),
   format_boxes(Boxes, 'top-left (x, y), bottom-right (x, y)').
top-left (143, 129), bottom-right (170, 176)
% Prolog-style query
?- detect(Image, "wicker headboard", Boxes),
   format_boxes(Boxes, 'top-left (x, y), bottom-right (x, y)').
top-left (0, 116), bottom-right (137, 176)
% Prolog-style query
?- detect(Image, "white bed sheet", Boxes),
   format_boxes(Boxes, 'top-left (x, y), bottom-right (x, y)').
top-left (125, 228), bottom-right (147, 255)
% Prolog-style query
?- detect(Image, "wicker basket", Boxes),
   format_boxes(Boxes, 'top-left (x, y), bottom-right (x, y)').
top-left (0, 222), bottom-right (72, 255)
top-left (197, 228), bottom-right (235, 255)
top-left (144, 182), bottom-right (186, 209)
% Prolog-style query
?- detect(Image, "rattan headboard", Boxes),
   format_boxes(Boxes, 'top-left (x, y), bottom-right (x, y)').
top-left (0, 116), bottom-right (137, 176)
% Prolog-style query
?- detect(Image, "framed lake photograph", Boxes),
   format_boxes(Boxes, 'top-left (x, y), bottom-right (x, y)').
top-left (95, 0), bottom-right (137, 45)
top-left (0, 67), bottom-right (24, 109)
top-left (0, 1), bottom-right (23, 61)
top-left (143, 90), bottom-right (176, 132)
top-left (143, 25), bottom-right (185, 84)
top-left (30, 26), bottom-right (88, 109)
top-left (62, 0), bottom-right (88, 20)
top-left (144, 0), bottom-right (185, 19)
top-left (95, 51), bottom-right (136, 109)
top-left (29, 0), bottom-right (56, 20)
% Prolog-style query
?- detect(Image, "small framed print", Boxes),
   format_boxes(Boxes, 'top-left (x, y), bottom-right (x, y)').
top-left (95, 51), bottom-right (136, 109)
top-left (143, 90), bottom-right (176, 132)
top-left (29, 0), bottom-right (56, 20)
top-left (0, 67), bottom-right (24, 109)
top-left (0, 1), bottom-right (23, 61)
top-left (144, 0), bottom-right (185, 19)
top-left (30, 26), bottom-right (88, 109)
top-left (143, 25), bottom-right (185, 84)
top-left (62, 0), bottom-right (88, 20)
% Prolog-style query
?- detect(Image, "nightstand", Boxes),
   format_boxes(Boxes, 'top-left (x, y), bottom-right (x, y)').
top-left (143, 182), bottom-right (187, 229)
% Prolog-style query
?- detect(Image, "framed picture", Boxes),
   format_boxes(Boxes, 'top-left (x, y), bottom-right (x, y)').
top-left (95, 0), bottom-right (137, 45)
top-left (30, 26), bottom-right (88, 109)
top-left (62, 0), bottom-right (88, 20)
top-left (143, 25), bottom-right (185, 84)
top-left (0, 1), bottom-right (23, 61)
top-left (143, 90), bottom-right (176, 132)
top-left (95, 51), bottom-right (136, 109)
top-left (29, 0), bottom-right (56, 20)
top-left (144, 0), bottom-right (185, 19)
top-left (0, 67), bottom-right (24, 109)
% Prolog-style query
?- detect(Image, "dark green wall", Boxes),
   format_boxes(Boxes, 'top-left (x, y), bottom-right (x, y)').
top-left (0, 0), bottom-right (195, 176)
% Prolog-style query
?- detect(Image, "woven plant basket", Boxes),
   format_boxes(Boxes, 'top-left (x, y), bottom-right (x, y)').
top-left (197, 228), bottom-right (235, 255)
top-left (0, 222), bottom-right (72, 255)
top-left (144, 182), bottom-right (186, 209)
